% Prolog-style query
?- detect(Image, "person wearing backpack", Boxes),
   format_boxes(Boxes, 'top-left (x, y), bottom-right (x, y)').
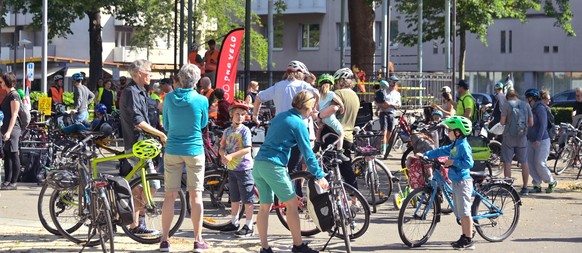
top-left (525, 89), bottom-right (558, 194)
top-left (0, 73), bottom-right (22, 190)
top-left (455, 80), bottom-right (477, 123)
top-left (500, 90), bottom-right (533, 195)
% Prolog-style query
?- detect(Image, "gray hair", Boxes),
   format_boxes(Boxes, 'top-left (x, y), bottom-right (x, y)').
top-left (128, 59), bottom-right (152, 78)
top-left (178, 63), bottom-right (201, 89)
top-left (576, 87), bottom-right (582, 94)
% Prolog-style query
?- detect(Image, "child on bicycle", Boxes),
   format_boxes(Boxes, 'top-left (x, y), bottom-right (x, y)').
top-left (416, 116), bottom-right (475, 250)
top-left (315, 73), bottom-right (350, 161)
top-left (218, 100), bottom-right (257, 236)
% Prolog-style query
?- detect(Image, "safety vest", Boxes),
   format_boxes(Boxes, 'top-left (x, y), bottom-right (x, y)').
top-left (189, 51), bottom-right (205, 75)
top-left (97, 87), bottom-right (117, 110)
top-left (50, 86), bottom-right (64, 104)
top-left (204, 49), bottom-right (219, 72)
top-left (202, 88), bottom-right (218, 119)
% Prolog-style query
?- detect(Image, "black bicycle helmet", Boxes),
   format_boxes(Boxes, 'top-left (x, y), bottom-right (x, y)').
top-left (46, 170), bottom-right (79, 190)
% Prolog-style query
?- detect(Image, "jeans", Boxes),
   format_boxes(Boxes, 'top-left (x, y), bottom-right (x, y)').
top-left (527, 138), bottom-right (555, 185)
top-left (73, 111), bottom-right (88, 123)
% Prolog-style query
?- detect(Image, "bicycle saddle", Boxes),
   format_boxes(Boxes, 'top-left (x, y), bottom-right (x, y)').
top-left (469, 171), bottom-right (487, 183)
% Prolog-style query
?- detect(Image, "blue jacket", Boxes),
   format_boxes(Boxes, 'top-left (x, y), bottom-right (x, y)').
top-left (527, 100), bottom-right (549, 142)
top-left (255, 108), bottom-right (326, 179)
top-left (163, 88), bottom-right (208, 156)
top-left (423, 138), bottom-right (473, 183)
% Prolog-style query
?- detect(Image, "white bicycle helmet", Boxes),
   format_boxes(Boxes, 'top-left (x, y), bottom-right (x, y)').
top-left (441, 86), bottom-right (452, 93)
top-left (287, 60), bottom-right (309, 74)
top-left (53, 74), bottom-right (64, 81)
top-left (333, 67), bottom-right (354, 80)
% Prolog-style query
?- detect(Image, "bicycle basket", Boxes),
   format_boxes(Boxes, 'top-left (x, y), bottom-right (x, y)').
top-left (132, 139), bottom-right (162, 159)
top-left (354, 131), bottom-right (383, 155)
top-left (406, 157), bottom-right (449, 189)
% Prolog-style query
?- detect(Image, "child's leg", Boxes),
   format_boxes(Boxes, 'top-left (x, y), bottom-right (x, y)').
top-left (243, 170), bottom-right (257, 227)
top-left (228, 171), bottom-right (242, 225)
top-left (244, 203), bottom-right (254, 227)
top-left (454, 179), bottom-right (474, 239)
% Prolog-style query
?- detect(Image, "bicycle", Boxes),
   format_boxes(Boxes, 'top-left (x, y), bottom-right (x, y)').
top-left (553, 123), bottom-right (582, 178)
top-left (397, 156), bottom-right (521, 247)
top-left (47, 135), bottom-right (115, 252)
top-left (48, 133), bottom-right (186, 245)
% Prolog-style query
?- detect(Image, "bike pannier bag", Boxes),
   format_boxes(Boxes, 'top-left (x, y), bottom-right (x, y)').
top-left (107, 176), bottom-right (135, 226)
top-left (307, 178), bottom-right (334, 232)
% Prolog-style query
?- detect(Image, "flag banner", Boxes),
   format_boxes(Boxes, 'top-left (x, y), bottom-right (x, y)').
top-left (215, 28), bottom-right (244, 103)
top-left (24, 78), bottom-right (32, 111)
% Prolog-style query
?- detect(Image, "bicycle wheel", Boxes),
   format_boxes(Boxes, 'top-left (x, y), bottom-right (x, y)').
top-left (93, 191), bottom-right (114, 253)
top-left (488, 141), bottom-right (503, 176)
top-left (472, 183), bottom-right (520, 242)
top-left (51, 188), bottom-right (101, 246)
top-left (553, 146), bottom-right (574, 175)
top-left (352, 157), bottom-right (393, 207)
top-left (400, 147), bottom-right (414, 169)
top-left (201, 170), bottom-right (244, 230)
top-left (337, 203), bottom-right (352, 253)
top-left (335, 183), bottom-right (371, 240)
top-left (122, 174), bottom-right (186, 244)
top-left (398, 187), bottom-right (439, 247)
top-left (274, 171), bottom-right (320, 236)
top-left (39, 182), bottom-right (83, 235)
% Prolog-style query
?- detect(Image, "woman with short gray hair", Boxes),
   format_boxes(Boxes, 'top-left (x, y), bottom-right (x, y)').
top-left (178, 63), bottom-right (201, 89)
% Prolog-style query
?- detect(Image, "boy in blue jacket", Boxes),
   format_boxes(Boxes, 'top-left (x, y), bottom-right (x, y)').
top-left (416, 116), bottom-right (475, 250)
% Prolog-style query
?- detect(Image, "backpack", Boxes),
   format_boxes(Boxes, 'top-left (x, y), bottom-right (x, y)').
top-left (507, 100), bottom-right (527, 136)
top-left (146, 96), bottom-right (160, 129)
top-left (306, 178), bottom-right (334, 232)
top-left (10, 91), bottom-right (31, 129)
top-left (459, 94), bottom-right (479, 123)
top-left (106, 176), bottom-right (135, 226)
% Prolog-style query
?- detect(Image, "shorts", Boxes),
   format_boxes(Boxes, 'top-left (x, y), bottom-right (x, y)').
top-left (501, 143), bottom-right (527, 163)
top-left (228, 170), bottom-right (257, 204)
top-left (126, 149), bottom-right (160, 189)
top-left (322, 115), bottom-right (343, 135)
top-left (379, 112), bottom-right (395, 132)
top-left (164, 154), bottom-right (205, 192)
top-left (453, 178), bottom-right (473, 217)
top-left (252, 160), bottom-right (296, 204)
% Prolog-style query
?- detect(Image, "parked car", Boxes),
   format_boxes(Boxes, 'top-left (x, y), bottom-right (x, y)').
top-left (550, 89), bottom-right (576, 108)
top-left (472, 92), bottom-right (494, 106)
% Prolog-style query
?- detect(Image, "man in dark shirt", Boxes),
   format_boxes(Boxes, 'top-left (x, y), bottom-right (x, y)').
top-left (572, 88), bottom-right (582, 126)
top-left (120, 59), bottom-right (167, 235)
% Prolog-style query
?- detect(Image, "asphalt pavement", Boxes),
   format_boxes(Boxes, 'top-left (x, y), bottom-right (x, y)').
top-left (1, 152), bottom-right (582, 253)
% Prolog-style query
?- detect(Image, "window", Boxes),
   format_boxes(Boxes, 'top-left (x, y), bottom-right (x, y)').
top-left (509, 30), bottom-right (513, 54)
top-left (553, 46), bottom-right (559, 53)
top-left (301, 24), bottom-right (320, 49)
top-left (116, 31), bottom-right (133, 47)
top-left (274, 20), bottom-right (284, 49)
top-left (500, 30), bottom-right (506, 53)
top-left (375, 20), bottom-right (399, 48)
top-left (433, 42), bottom-right (438, 54)
top-left (336, 23), bottom-right (351, 48)
top-left (544, 46), bottom-right (550, 53)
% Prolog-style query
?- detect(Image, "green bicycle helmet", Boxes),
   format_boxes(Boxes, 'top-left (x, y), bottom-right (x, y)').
top-left (442, 116), bottom-right (472, 136)
top-left (317, 73), bottom-right (335, 87)
top-left (132, 139), bottom-right (162, 159)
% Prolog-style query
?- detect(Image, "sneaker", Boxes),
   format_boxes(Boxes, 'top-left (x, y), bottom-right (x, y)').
top-left (159, 241), bottom-right (170, 252)
top-left (220, 222), bottom-right (240, 232)
top-left (1, 183), bottom-right (17, 190)
top-left (519, 188), bottom-right (529, 196)
top-left (546, 181), bottom-right (558, 193)
top-left (451, 235), bottom-right (475, 250)
top-left (260, 247), bottom-right (274, 253)
top-left (291, 243), bottom-right (318, 253)
top-left (193, 241), bottom-right (209, 253)
top-left (129, 225), bottom-right (160, 235)
top-left (337, 150), bottom-right (350, 162)
top-left (531, 185), bottom-right (542, 193)
top-left (235, 224), bottom-right (253, 237)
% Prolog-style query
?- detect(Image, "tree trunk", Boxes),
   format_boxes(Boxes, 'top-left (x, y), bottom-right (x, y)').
top-left (87, 10), bottom-right (103, 91)
top-left (348, 0), bottom-right (376, 74)
top-left (459, 28), bottom-right (466, 80)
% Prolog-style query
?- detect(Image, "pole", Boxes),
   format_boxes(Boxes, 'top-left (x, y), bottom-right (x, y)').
top-left (445, 0), bottom-right (451, 73)
top-left (22, 45), bottom-right (26, 87)
top-left (244, 0), bottom-right (251, 91)
top-left (179, 0), bottom-right (185, 68)
top-left (42, 0), bottom-right (48, 93)
top-left (187, 0), bottom-right (193, 61)
top-left (267, 0), bottom-right (273, 87)
top-left (452, 0), bottom-right (457, 90)
top-left (173, 0), bottom-right (178, 72)
top-left (381, 0), bottom-right (388, 77)
top-left (387, 0), bottom-right (392, 77)
top-left (418, 0), bottom-right (423, 105)
top-left (339, 0), bottom-right (346, 68)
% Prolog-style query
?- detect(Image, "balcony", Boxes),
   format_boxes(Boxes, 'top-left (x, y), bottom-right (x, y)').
top-left (0, 45), bottom-right (57, 61)
top-left (252, 0), bottom-right (326, 15)
top-left (113, 46), bottom-right (148, 63)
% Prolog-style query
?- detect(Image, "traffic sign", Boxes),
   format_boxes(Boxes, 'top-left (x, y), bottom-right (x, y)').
top-left (27, 63), bottom-right (34, 81)
top-left (38, 97), bottom-right (52, 116)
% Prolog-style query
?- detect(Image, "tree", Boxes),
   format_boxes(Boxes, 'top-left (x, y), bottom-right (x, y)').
top-left (4, 0), bottom-right (173, 90)
top-left (348, 0), bottom-right (377, 73)
top-left (394, 0), bottom-right (575, 78)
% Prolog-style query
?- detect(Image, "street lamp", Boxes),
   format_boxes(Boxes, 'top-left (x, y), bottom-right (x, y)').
top-left (19, 39), bottom-right (32, 86)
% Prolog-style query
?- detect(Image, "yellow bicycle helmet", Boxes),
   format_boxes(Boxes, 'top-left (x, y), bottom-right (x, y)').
top-left (132, 139), bottom-right (162, 159)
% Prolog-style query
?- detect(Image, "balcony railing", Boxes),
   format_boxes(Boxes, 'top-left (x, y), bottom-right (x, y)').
top-left (252, 0), bottom-right (326, 15)
top-left (0, 45), bottom-right (57, 61)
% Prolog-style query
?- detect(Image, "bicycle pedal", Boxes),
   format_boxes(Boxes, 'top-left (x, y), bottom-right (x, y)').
top-left (392, 177), bottom-right (400, 183)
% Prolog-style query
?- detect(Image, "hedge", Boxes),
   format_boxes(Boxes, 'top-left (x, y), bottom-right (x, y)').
top-left (551, 107), bottom-right (572, 124)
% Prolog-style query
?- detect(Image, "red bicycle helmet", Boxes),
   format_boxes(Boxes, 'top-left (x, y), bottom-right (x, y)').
top-left (228, 100), bottom-right (250, 113)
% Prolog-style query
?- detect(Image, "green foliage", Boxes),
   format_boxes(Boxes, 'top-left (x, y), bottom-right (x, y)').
top-left (29, 91), bottom-right (47, 105)
top-left (395, 0), bottom-right (575, 47)
top-left (62, 92), bottom-right (74, 108)
top-left (235, 90), bottom-right (245, 101)
top-left (551, 107), bottom-right (573, 124)
top-left (197, 0), bottom-right (268, 69)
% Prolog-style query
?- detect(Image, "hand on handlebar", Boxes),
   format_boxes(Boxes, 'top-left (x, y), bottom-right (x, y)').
top-left (316, 177), bottom-right (329, 190)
